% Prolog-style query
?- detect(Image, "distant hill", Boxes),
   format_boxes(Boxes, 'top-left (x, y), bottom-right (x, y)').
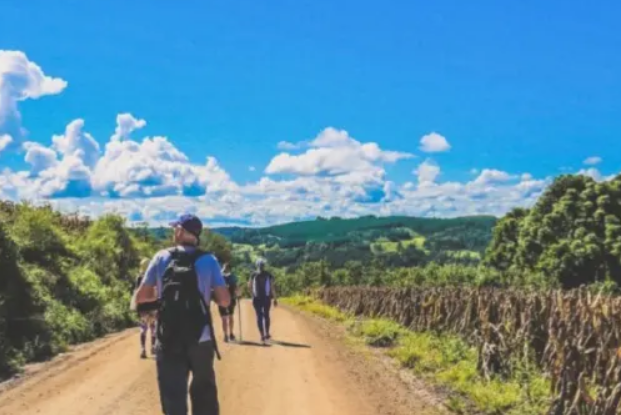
top-left (212, 215), bottom-right (497, 246)
top-left (208, 215), bottom-right (498, 269)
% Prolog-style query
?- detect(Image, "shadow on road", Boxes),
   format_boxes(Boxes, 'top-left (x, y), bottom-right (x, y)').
top-left (270, 340), bottom-right (311, 348)
top-left (232, 339), bottom-right (311, 348)
top-left (235, 340), bottom-right (271, 347)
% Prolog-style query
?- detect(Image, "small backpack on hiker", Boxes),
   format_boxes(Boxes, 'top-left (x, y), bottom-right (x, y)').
top-left (130, 274), bottom-right (160, 313)
top-left (251, 270), bottom-right (274, 299)
top-left (156, 248), bottom-right (220, 359)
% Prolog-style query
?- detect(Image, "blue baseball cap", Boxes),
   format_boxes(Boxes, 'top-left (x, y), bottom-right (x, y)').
top-left (169, 213), bottom-right (203, 239)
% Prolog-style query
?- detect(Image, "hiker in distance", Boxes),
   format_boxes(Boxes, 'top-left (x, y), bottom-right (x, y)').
top-left (248, 258), bottom-right (277, 344)
top-left (131, 258), bottom-right (158, 359)
top-left (218, 263), bottom-right (240, 342)
top-left (135, 213), bottom-right (230, 415)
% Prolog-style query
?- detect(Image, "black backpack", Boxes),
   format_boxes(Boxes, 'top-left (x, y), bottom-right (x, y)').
top-left (156, 248), bottom-right (220, 359)
top-left (252, 271), bottom-right (273, 299)
top-left (224, 274), bottom-right (238, 299)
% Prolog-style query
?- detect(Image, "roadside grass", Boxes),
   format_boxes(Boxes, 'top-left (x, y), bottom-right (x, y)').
top-left (347, 319), bottom-right (404, 347)
top-left (283, 296), bottom-right (551, 415)
top-left (283, 295), bottom-right (349, 322)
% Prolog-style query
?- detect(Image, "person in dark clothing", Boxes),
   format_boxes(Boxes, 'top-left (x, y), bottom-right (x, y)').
top-left (133, 258), bottom-right (157, 359)
top-left (248, 258), bottom-right (277, 343)
top-left (218, 263), bottom-right (240, 342)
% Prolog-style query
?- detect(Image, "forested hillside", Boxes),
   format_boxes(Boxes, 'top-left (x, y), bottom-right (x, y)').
top-left (216, 215), bottom-right (496, 245)
top-left (212, 215), bottom-right (496, 270)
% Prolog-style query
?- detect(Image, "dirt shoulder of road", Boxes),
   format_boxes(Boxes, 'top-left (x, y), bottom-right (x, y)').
top-left (282, 303), bottom-right (451, 415)
top-left (0, 329), bottom-right (136, 396)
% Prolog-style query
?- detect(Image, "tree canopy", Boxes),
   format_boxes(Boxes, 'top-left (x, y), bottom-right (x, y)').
top-left (484, 174), bottom-right (621, 288)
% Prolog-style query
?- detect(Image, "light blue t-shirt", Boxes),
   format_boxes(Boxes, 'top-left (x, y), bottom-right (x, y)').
top-left (143, 245), bottom-right (225, 342)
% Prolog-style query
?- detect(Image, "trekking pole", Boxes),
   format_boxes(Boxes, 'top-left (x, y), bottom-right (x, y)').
top-left (238, 297), bottom-right (243, 342)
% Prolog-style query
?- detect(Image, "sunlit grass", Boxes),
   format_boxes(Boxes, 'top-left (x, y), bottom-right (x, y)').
top-left (348, 319), bottom-right (405, 347)
top-left (282, 295), bottom-right (348, 322)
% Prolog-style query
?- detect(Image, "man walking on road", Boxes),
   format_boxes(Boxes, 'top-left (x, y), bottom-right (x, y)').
top-left (136, 214), bottom-right (230, 415)
top-left (218, 263), bottom-right (240, 342)
top-left (248, 258), bottom-right (277, 343)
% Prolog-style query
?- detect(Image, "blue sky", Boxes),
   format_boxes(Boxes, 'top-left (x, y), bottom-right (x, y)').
top-left (0, 0), bottom-right (619, 226)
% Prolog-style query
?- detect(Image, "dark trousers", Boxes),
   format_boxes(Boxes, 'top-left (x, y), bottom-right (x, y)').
top-left (156, 341), bottom-right (219, 415)
top-left (252, 297), bottom-right (271, 337)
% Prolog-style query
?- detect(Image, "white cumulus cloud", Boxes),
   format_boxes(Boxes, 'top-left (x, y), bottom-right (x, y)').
top-left (23, 141), bottom-right (59, 174)
top-left (309, 127), bottom-right (353, 148)
top-left (91, 114), bottom-right (237, 198)
top-left (0, 134), bottom-right (12, 153)
top-left (277, 141), bottom-right (302, 151)
top-left (52, 119), bottom-right (100, 168)
top-left (266, 127), bottom-right (412, 182)
top-left (36, 154), bottom-right (92, 198)
top-left (111, 113), bottom-right (147, 141)
top-left (414, 159), bottom-right (441, 185)
top-left (0, 50), bottom-right (67, 141)
top-left (473, 169), bottom-right (514, 185)
top-left (576, 168), bottom-right (616, 182)
top-left (583, 156), bottom-right (602, 166)
top-left (419, 132), bottom-right (451, 153)
top-left (19, 119), bottom-right (101, 197)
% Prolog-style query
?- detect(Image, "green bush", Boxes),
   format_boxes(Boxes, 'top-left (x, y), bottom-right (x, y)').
top-left (45, 299), bottom-right (93, 348)
top-left (0, 203), bottom-right (156, 379)
top-left (9, 206), bottom-right (69, 266)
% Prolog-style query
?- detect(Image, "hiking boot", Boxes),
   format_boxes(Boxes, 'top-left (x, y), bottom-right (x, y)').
top-left (140, 349), bottom-right (147, 359)
top-left (229, 334), bottom-right (236, 341)
top-left (224, 335), bottom-right (229, 343)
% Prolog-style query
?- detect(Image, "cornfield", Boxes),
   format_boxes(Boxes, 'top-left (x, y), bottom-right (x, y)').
top-left (316, 286), bottom-right (621, 415)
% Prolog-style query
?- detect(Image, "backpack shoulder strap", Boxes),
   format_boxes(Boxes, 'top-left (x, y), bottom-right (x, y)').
top-left (166, 247), bottom-right (181, 260)
top-left (185, 248), bottom-right (221, 360)
top-left (167, 247), bottom-right (208, 263)
top-left (190, 248), bottom-right (208, 262)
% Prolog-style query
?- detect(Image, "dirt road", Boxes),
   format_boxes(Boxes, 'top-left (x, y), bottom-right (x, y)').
top-left (0, 300), bottom-right (441, 415)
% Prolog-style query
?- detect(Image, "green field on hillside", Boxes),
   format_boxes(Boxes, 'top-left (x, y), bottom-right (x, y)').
top-left (370, 235), bottom-right (427, 253)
